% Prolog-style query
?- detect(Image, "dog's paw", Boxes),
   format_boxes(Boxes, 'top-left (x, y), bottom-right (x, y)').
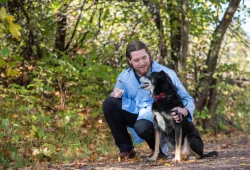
top-left (166, 154), bottom-right (175, 159)
top-left (147, 156), bottom-right (157, 162)
top-left (188, 156), bottom-right (196, 160)
top-left (172, 156), bottom-right (181, 163)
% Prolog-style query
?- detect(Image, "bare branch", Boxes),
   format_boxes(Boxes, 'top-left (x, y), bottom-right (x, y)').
top-left (65, 0), bottom-right (87, 50)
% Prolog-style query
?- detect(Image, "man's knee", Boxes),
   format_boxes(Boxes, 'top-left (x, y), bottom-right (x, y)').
top-left (102, 97), bottom-right (121, 114)
top-left (134, 119), bottom-right (154, 137)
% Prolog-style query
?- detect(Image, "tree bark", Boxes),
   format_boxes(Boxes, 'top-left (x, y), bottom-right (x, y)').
top-left (167, 1), bottom-right (181, 72)
top-left (143, 0), bottom-right (168, 59)
top-left (206, 77), bottom-right (218, 129)
top-left (179, 0), bottom-right (189, 75)
top-left (55, 5), bottom-right (67, 52)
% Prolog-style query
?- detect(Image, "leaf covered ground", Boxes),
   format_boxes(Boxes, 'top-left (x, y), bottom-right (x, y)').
top-left (47, 131), bottom-right (250, 170)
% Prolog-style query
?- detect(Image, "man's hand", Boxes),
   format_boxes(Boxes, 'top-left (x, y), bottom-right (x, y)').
top-left (111, 88), bottom-right (124, 98)
top-left (171, 107), bottom-right (188, 123)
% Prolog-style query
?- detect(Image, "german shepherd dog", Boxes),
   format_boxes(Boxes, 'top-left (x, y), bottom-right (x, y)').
top-left (140, 71), bottom-right (218, 162)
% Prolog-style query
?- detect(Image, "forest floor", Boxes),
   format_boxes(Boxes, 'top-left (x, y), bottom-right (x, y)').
top-left (48, 131), bottom-right (250, 170)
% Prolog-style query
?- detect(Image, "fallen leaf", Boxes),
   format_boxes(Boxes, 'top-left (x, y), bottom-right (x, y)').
top-left (164, 163), bottom-right (171, 166)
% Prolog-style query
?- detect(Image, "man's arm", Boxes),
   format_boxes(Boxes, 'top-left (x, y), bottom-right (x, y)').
top-left (112, 80), bottom-right (125, 98)
top-left (113, 79), bottom-right (139, 114)
top-left (169, 71), bottom-right (195, 122)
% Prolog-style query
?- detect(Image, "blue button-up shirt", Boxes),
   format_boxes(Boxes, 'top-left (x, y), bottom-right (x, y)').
top-left (114, 61), bottom-right (195, 147)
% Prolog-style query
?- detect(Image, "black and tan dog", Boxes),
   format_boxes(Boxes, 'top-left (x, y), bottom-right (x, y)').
top-left (140, 71), bottom-right (218, 162)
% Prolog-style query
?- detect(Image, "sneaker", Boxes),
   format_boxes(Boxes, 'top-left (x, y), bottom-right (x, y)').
top-left (118, 149), bottom-right (136, 159)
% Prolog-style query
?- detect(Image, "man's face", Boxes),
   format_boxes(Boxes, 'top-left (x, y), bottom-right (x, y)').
top-left (128, 49), bottom-right (151, 77)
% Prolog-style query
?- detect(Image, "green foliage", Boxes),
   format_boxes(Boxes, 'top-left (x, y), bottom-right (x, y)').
top-left (0, 7), bottom-right (23, 78)
top-left (29, 52), bottom-right (120, 114)
top-left (194, 108), bottom-right (211, 133)
top-left (195, 108), bottom-right (211, 120)
top-left (0, 46), bottom-right (121, 167)
top-left (0, 58), bottom-right (117, 167)
top-left (0, 0), bottom-right (249, 168)
top-left (216, 81), bottom-right (250, 131)
top-left (0, 7), bottom-right (21, 39)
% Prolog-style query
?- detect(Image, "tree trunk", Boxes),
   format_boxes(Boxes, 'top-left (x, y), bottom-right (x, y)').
top-left (167, 1), bottom-right (181, 72)
top-left (7, 0), bottom-right (42, 59)
top-left (143, 0), bottom-right (167, 59)
top-left (195, 0), bottom-right (241, 112)
top-left (206, 77), bottom-right (218, 130)
top-left (179, 0), bottom-right (189, 75)
top-left (55, 6), bottom-right (67, 52)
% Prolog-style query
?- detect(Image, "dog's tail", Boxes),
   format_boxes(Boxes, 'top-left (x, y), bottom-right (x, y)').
top-left (202, 151), bottom-right (218, 158)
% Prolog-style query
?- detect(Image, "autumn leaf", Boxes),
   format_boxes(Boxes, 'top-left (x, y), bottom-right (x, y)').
top-left (0, 58), bottom-right (6, 67)
top-left (7, 68), bottom-right (19, 77)
top-left (9, 22), bottom-right (22, 39)
top-left (0, 7), bottom-right (22, 39)
top-left (6, 14), bottom-right (14, 23)
top-left (164, 163), bottom-right (171, 167)
top-left (0, 7), bottom-right (7, 20)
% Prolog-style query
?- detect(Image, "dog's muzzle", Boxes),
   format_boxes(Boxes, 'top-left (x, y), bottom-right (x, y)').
top-left (139, 76), bottom-right (150, 89)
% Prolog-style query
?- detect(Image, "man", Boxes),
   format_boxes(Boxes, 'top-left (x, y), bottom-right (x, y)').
top-left (102, 40), bottom-right (195, 159)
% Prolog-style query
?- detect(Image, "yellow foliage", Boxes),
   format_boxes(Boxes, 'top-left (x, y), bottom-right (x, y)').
top-left (9, 23), bottom-right (22, 38)
top-left (6, 14), bottom-right (15, 23)
top-left (0, 7), bottom-right (7, 20)
top-left (7, 68), bottom-right (19, 77)
top-left (0, 7), bottom-right (21, 39)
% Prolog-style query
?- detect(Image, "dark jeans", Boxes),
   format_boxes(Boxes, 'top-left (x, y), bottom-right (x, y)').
top-left (102, 97), bottom-right (155, 152)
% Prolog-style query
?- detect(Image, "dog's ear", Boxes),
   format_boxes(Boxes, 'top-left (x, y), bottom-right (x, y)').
top-left (164, 73), bottom-right (177, 90)
top-left (158, 70), bottom-right (166, 80)
top-left (159, 70), bottom-right (165, 75)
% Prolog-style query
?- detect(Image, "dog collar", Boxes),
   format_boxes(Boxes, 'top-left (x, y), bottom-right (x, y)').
top-left (154, 93), bottom-right (166, 101)
top-left (154, 93), bottom-right (173, 101)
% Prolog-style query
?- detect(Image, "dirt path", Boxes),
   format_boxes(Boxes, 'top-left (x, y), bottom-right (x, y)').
top-left (50, 132), bottom-right (250, 170)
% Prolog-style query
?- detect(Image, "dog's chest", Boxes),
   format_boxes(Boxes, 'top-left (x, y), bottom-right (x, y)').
top-left (153, 110), bottom-right (174, 131)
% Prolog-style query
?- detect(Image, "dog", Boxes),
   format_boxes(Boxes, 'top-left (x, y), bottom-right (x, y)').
top-left (140, 71), bottom-right (218, 162)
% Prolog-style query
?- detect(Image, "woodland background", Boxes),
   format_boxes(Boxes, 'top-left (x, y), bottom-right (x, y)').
top-left (0, 0), bottom-right (250, 169)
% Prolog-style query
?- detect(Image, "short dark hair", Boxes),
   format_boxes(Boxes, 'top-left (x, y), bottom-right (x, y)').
top-left (126, 40), bottom-right (151, 59)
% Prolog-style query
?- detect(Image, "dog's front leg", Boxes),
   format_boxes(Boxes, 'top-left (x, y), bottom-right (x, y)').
top-left (148, 125), bottom-right (161, 161)
top-left (174, 123), bottom-right (182, 162)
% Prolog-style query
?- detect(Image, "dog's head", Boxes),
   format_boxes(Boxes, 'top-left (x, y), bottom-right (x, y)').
top-left (140, 71), bottom-right (176, 93)
top-left (139, 75), bottom-right (154, 92)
